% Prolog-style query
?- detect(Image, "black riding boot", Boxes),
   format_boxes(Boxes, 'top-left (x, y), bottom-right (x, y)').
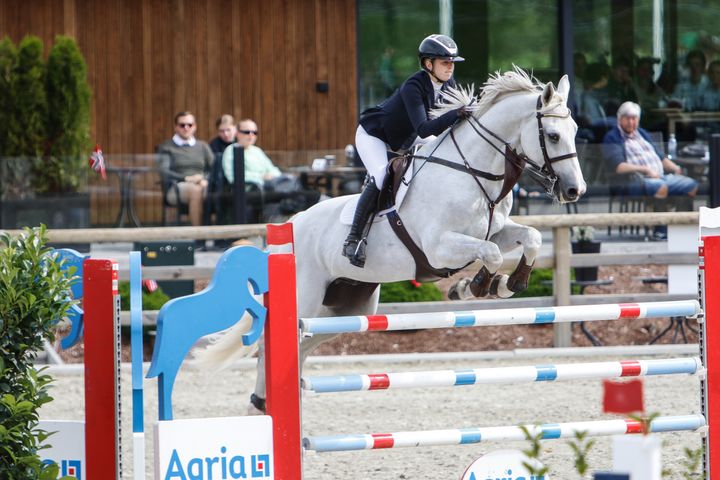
top-left (343, 178), bottom-right (380, 267)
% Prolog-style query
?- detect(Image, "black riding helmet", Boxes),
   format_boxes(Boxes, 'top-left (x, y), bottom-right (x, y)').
top-left (418, 34), bottom-right (465, 69)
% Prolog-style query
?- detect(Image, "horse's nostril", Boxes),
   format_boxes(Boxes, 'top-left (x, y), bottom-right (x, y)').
top-left (566, 188), bottom-right (578, 200)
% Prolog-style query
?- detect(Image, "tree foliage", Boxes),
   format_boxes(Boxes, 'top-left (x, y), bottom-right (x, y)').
top-left (0, 37), bottom-right (17, 157)
top-left (12, 36), bottom-right (46, 159)
top-left (40, 36), bottom-right (92, 193)
top-left (0, 226), bottom-right (75, 478)
top-left (0, 35), bottom-right (92, 195)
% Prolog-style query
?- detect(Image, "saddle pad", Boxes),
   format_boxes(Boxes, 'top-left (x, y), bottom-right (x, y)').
top-left (339, 171), bottom-right (412, 225)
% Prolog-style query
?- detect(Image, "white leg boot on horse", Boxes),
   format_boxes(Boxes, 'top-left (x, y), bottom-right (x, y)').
top-left (447, 217), bottom-right (543, 300)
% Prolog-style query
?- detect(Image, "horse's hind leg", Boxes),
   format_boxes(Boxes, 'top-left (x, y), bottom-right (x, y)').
top-left (248, 284), bottom-right (381, 415)
top-left (248, 332), bottom-right (338, 415)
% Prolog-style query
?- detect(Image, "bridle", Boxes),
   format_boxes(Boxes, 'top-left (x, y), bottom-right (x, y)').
top-left (457, 94), bottom-right (576, 194)
top-left (410, 93), bottom-right (577, 239)
top-left (531, 95), bottom-right (578, 192)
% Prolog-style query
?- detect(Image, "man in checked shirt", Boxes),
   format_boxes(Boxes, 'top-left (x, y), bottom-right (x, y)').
top-left (602, 101), bottom-right (698, 239)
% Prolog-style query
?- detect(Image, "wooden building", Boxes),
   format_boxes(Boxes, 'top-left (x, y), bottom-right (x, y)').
top-left (0, 0), bottom-right (358, 225)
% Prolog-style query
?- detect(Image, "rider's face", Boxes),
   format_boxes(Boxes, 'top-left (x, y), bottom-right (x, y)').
top-left (427, 59), bottom-right (455, 82)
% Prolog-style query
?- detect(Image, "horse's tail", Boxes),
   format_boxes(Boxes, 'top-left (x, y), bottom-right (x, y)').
top-left (191, 311), bottom-right (258, 369)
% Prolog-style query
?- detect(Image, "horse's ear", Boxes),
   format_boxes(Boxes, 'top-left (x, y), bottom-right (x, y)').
top-left (557, 75), bottom-right (570, 100)
top-left (542, 81), bottom-right (556, 106)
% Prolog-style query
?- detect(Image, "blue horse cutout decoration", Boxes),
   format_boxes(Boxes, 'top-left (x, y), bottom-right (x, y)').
top-left (55, 249), bottom-right (89, 350)
top-left (147, 245), bottom-right (269, 420)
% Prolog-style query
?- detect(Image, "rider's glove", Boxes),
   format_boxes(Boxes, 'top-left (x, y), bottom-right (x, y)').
top-left (457, 106), bottom-right (473, 120)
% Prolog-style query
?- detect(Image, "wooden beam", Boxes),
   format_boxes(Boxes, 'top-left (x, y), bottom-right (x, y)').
top-left (553, 226), bottom-right (572, 347)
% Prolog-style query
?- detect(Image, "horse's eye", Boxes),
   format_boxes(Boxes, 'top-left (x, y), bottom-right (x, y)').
top-left (548, 132), bottom-right (560, 143)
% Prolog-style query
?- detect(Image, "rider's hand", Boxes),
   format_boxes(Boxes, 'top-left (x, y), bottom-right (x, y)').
top-left (457, 106), bottom-right (473, 120)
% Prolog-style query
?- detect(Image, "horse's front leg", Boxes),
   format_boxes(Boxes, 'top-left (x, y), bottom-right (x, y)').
top-left (487, 219), bottom-right (542, 298)
top-left (425, 231), bottom-right (504, 300)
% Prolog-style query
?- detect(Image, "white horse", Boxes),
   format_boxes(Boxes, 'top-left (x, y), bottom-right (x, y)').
top-left (198, 68), bottom-right (586, 414)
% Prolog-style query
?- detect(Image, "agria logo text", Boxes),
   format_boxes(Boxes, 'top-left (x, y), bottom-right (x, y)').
top-left (41, 459), bottom-right (82, 479)
top-left (165, 447), bottom-right (271, 479)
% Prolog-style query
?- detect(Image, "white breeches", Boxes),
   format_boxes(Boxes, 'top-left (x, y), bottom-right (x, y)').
top-left (355, 125), bottom-right (435, 188)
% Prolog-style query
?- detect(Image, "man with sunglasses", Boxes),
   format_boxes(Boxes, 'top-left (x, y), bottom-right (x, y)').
top-left (157, 111), bottom-right (214, 226)
top-left (221, 118), bottom-right (281, 186)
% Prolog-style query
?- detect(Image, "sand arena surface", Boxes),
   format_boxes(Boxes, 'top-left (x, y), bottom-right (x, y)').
top-left (40, 353), bottom-right (703, 479)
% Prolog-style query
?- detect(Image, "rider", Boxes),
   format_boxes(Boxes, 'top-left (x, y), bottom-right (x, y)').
top-left (343, 34), bottom-right (472, 268)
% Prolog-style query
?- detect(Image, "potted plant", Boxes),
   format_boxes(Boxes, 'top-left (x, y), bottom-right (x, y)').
top-left (571, 226), bottom-right (601, 282)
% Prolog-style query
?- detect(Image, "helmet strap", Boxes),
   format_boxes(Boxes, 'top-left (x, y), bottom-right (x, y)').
top-left (423, 59), bottom-right (442, 83)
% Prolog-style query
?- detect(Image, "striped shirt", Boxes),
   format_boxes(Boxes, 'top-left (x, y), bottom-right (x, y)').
top-left (622, 129), bottom-right (663, 176)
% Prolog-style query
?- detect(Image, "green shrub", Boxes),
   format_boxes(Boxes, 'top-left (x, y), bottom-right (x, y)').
top-left (0, 37), bottom-right (17, 157)
top-left (380, 280), bottom-right (444, 303)
top-left (12, 36), bottom-right (46, 159)
top-left (512, 267), bottom-right (554, 298)
top-left (0, 35), bottom-right (92, 196)
top-left (42, 35), bottom-right (92, 194)
top-left (0, 226), bottom-right (73, 479)
top-left (117, 281), bottom-right (171, 311)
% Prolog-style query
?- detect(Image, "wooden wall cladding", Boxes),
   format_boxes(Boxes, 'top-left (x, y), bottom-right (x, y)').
top-left (0, 0), bottom-right (358, 225)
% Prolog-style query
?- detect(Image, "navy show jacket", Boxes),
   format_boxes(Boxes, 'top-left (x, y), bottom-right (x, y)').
top-left (360, 70), bottom-right (461, 151)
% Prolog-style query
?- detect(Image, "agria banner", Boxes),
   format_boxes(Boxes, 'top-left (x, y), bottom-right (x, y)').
top-left (155, 416), bottom-right (274, 479)
top-left (39, 420), bottom-right (85, 479)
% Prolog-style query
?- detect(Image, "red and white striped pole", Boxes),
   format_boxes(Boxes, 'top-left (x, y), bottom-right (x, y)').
top-left (265, 223), bottom-right (302, 479)
top-left (82, 259), bottom-right (122, 479)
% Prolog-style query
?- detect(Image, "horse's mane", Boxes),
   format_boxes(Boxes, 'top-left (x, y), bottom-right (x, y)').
top-left (431, 66), bottom-right (563, 118)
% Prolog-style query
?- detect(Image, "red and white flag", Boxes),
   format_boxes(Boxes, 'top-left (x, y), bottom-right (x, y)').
top-left (143, 279), bottom-right (158, 293)
top-left (89, 144), bottom-right (107, 180)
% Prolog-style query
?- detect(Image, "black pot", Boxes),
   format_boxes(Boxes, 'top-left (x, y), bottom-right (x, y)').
top-left (572, 240), bottom-right (601, 282)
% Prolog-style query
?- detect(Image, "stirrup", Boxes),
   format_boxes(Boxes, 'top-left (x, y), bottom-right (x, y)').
top-left (342, 237), bottom-right (367, 268)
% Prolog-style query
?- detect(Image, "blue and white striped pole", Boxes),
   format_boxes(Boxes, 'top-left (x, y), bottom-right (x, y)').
top-left (129, 252), bottom-right (145, 479)
top-left (302, 357), bottom-right (702, 393)
top-left (303, 414), bottom-right (706, 452)
top-left (300, 300), bottom-right (701, 334)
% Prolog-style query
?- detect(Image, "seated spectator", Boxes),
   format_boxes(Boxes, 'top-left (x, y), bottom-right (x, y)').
top-left (222, 118), bottom-right (281, 187)
top-left (634, 57), bottom-right (668, 131)
top-left (220, 118), bottom-right (320, 221)
top-left (671, 49), bottom-right (709, 111)
top-left (576, 62), bottom-right (614, 141)
top-left (605, 56), bottom-right (638, 116)
top-left (572, 52), bottom-right (588, 107)
top-left (698, 60), bottom-right (720, 111)
top-left (157, 111), bottom-right (213, 226)
top-left (209, 114), bottom-right (238, 154)
top-left (602, 101), bottom-right (697, 237)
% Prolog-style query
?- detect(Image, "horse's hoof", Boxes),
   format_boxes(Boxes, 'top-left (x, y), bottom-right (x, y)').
top-left (448, 285), bottom-right (460, 300)
top-left (247, 403), bottom-right (265, 416)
